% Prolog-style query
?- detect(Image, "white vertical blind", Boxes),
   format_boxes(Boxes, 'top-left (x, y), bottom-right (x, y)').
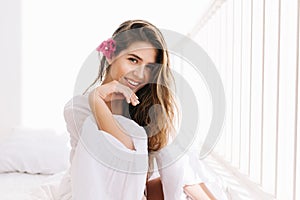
top-left (249, 0), bottom-right (263, 184)
top-left (276, 0), bottom-right (298, 198)
top-left (215, 3), bottom-right (228, 156)
top-left (297, 3), bottom-right (300, 196)
top-left (262, 0), bottom-right (279, 195)
top-left (240, 0), bottom-right (251, 176)
top-left (225, 0), bottom-right (234, 163)
top-left (192, 0), bottom-right (300, 198)
top-left (232, 0), bottom-right (242, 169)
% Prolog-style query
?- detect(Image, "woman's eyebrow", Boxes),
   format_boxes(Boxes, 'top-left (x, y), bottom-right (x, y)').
top-left (128, 53), bottom-right (156, 65)
top-left (128, 53), bottom-right (143, 61)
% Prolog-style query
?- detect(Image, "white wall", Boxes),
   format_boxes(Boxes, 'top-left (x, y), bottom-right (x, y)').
top-left (0, 0), bottom-right (22, 141)
top-left (0, 0), bottom-right (212, 138)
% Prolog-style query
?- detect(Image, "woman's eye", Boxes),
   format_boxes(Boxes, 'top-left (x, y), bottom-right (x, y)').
top-left (129, 58), bottom-right (138, 64)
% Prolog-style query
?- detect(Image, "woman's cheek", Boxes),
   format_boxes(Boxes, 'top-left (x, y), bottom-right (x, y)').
top-left (118, 64), bottom-right (132, 77)
top-left (110, 64), bottom-right (127, 80)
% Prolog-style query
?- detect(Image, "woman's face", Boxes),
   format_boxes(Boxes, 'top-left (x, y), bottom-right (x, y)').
top-left (105, 41), bottom-right (157, 92)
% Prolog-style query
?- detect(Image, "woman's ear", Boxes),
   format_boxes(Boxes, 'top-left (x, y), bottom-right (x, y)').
top-left (106, 57), bottom-right (112, 65)
top-left (106, 55), bottom-right (116, 65)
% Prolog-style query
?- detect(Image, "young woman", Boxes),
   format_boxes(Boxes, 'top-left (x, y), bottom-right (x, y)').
top-left (59, 20), bottom-right (227, 200)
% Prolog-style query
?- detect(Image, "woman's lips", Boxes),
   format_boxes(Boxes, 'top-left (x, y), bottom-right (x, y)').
top-left (124, 77), bottom-right (141, 89)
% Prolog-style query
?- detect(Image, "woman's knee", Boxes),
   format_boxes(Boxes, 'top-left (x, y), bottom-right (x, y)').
top-left (146, 177), bottom-right (164, 200)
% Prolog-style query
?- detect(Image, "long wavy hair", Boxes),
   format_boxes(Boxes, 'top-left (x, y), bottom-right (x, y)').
top-left (84, 20), bottom-right (178, 153)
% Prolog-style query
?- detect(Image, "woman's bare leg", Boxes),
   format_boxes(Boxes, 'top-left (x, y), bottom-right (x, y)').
top-left (146, 177), bottom-right (164, 200)
top-left (145, 178), bottom-right (216, 200)
top-left (183, 183), bottom-right (216, 200)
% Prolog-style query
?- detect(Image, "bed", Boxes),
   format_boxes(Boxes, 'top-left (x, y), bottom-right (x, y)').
top-left (0, 127), bottom-right (70, 200)
top-left (0, 126), bottom-right (233, 200)
top-left (0, 171), bottom-right (66, 200)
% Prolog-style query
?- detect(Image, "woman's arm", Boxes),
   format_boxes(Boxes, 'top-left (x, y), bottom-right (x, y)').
top-left (88, 80), bottom-right (139, 150)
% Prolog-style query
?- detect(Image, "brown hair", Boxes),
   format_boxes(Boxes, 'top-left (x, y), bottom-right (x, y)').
top-left (84, 19), bottom-right (178, 152)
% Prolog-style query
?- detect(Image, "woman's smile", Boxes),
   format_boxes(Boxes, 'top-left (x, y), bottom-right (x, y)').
top-left (125, 77), bottom-right (140, 87)
top-left (122, 77), bottom-right (144, 90)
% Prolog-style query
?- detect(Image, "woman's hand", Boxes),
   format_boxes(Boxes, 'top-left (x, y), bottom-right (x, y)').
top-left (183, 183), bottom-right (216, 200)
top-left (94, 80), bottom-right (139, 106)
top-left (88, 80), bottom-right (139, 151)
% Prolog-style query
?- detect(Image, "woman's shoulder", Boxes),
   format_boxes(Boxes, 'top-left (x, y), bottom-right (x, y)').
top-left (64, 94), bottom-right (147, 139)
top-left (63, 94), bottom-right (91, 126)
top-left (64, 93), bottom-right (89, 109)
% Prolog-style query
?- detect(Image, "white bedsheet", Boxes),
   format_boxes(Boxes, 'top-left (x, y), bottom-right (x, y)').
top-left (0, 171), bottom-right (65, 200)
top-left (0, 168), bottom-right (232, 200)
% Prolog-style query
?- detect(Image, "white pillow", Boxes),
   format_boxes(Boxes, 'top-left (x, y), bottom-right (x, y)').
top-left (0, 127), bottom-right (70, 174)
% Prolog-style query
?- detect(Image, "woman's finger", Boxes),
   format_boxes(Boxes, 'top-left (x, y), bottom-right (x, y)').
top-left (114, 84), bottom-right (132, 104)
top-left (128, 88), bottom-right (140, 106)
top-left (110, 93), bottom-right (126, 100)
top-left (101, 80), bottom-right (139, 106)
top-left (128, 89), bottom-right (139, 106)
top-left (114, 82), bottom-right (139, 106)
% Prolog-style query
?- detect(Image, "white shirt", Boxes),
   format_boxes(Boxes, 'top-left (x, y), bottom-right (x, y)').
top-left (57, 94), bottom-right (228, 200)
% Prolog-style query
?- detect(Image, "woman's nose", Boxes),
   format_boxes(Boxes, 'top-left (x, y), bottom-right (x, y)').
top-left (133, 65), bottom-right (145, 79)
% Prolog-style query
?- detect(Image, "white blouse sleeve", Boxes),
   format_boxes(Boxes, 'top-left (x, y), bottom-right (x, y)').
top-left (155, 149), bottom-right (186, 200)
top-left (70, 115), bottom-right (148, 200)
top-left (155, 143), bottom-right (229, 200)
top-left (62, 94), bottom-right (149, 200)
top-left (63, 94), bottom-right (91, 163)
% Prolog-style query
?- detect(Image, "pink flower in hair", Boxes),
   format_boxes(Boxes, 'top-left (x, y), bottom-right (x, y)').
top-left (96, 38), bottom-right (116, 59)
